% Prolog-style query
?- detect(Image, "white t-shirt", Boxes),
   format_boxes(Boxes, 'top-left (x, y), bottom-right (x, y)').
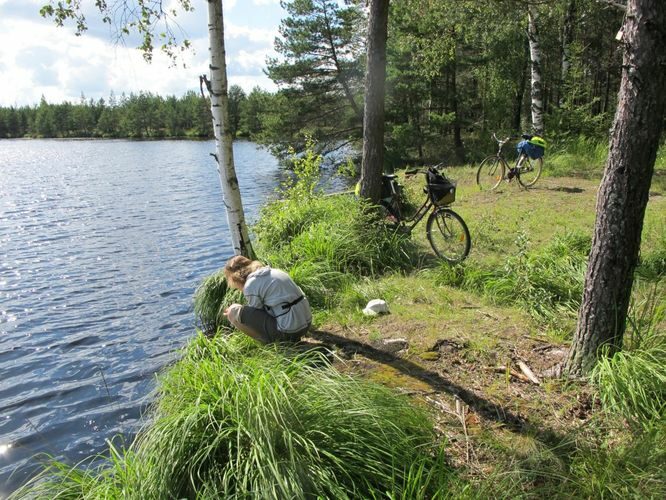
top-left (243, 267), bottom-right (312, 333)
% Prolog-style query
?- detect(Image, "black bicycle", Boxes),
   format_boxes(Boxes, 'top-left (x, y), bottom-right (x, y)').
top-left (380, 166), bottom-right (471, 263)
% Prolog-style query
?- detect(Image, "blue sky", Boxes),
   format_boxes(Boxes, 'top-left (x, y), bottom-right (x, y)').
top-left (0, 0), bottom-right (287, 107)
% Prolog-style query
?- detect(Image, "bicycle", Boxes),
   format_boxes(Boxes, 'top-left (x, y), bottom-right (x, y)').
top-left (476, 133), bottom-right (544, 191)
top-left (380, 166), bottom-right (471, 263)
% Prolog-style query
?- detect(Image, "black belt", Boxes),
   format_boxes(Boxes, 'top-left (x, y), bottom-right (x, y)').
top-left (281, 295), bottom-right (304, 310)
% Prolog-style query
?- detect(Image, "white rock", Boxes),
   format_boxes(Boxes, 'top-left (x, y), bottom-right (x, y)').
top-left (362, 299), bottom-right (389, 316)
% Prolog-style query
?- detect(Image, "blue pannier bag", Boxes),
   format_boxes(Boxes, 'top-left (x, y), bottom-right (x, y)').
top-left (517, 135), bottom-right (546, 159)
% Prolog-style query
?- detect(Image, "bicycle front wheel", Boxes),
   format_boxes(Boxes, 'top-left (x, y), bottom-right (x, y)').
top-left (517, 156), bottom-right (543, 187)
top-left (476, 156), bottom-right (506, 191)
top-left (426, 208), bottom-right (471, 263)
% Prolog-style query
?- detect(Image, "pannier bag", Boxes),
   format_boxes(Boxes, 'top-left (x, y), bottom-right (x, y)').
top-left (426, 169), bottom-right (456, 206)
top-left (380, 174), bottom-right (401, 202)
top-left (516, 135), bottom-right (546, 159)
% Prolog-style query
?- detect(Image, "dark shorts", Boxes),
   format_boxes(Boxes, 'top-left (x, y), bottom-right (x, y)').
top-left (240, 306), bottom-right (309, 344)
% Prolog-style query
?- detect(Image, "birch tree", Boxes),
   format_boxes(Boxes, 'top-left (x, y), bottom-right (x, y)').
top-left (39, 0), bottom-right (254, 257)
top-left (205, 0), bottom-right (254, 257)
top-left (527, 3), bottom-right (544, 135)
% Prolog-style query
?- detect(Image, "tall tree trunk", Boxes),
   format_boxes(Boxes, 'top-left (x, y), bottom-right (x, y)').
top-left (450, 39), bottom-right (464, 163)
top-left (560, 0), bottom-right (576, 106)
top-left (527, 5), bottom-right (545, 135)
top-left (207, 0), bottom-right (254, 257)
top-left (360, 0), bottom-right (390, 204)
top-left (564, 0), bottom-right (666, 377)
top-left (513, 37), bottom-right (529, 132)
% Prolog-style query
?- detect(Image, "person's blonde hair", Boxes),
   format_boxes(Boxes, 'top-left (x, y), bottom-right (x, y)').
top-left (224, 256), bottom-right (264, 288)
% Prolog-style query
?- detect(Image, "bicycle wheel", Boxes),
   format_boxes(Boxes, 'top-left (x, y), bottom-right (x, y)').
top-left (426, 208), bottom-right (471, 263)
top-left (476, 156), bottom-right (506, 191)
top-left (517, 155), bottom-right (543, 187)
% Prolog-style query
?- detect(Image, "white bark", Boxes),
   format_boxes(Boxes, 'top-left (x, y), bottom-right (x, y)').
top-left (207, 0), bottom-right (253, 257)
top-left (528, 5), bottom-right (544, 135)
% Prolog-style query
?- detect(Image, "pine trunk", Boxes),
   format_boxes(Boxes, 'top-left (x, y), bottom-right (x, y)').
top-left (360, 0), bottom-right (390, 204)
top-left (207, 0), bottom-right (254, 257)
top-left (560, 0), bottom-right (576, 106)
top-left (564, 0), bottom-right (666, 377)
top-left (527, 5), bottom-right (544, 135)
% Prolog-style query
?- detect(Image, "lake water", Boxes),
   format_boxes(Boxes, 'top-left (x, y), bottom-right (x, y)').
top-left (0, 139), bottom-right (289, 494)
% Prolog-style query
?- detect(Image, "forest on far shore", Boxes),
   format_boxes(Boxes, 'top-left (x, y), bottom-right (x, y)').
top-left (0, 0), bottom-right (646, 166)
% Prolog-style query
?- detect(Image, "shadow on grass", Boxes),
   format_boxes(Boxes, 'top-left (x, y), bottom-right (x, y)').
top-left (307, 329), bottom-right (571, 450)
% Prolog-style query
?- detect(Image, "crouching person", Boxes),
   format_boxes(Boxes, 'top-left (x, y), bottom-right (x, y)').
top-left (223, 256), bottom-right (312, 344)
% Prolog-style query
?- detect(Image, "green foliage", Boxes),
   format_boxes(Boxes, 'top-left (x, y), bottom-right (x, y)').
top-left (40, 0), bottom-right (194, 64)
top-left (263, 0), bottom-right (365, 156)
top-left (568, 424), bottom-right (666, 499)
top-left (254, 145), bottom-right (417, 288)
top-left (546, 136), bottom-right (609, 178)
top-left (192, 271), bottom-right (245, 336)
top-left (592, 288), bottom-right (666, 429)
top-left (12, 335), bottom-right (452, 498)
top-left (434, 231), bottom-right (589, 326)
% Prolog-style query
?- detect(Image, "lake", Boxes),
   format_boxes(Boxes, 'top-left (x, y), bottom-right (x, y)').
top-left (0, 139), bottom-right (288, 494)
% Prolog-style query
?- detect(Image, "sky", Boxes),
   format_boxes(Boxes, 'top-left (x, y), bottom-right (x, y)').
top-left (0, 0), bottom-right (287, 107)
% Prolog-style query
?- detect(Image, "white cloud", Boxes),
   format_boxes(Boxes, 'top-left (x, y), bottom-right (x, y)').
top-left (226, 23), bottom-right (278, 44)
top-left (0, 1), bottom-right (283, 106)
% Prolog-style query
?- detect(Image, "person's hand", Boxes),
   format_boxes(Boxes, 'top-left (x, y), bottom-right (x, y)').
top-left (224, 304), bottom-right (242, 326)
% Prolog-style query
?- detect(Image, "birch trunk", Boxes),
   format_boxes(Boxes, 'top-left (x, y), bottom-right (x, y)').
top-left (207, 0), bottom-right (254, 257)
top-left (359, 0), bottom-right (390, 204)
top-left (564, 0), bottom-right (666, 377)
top-left (527, 5), bottom-right (544, 135)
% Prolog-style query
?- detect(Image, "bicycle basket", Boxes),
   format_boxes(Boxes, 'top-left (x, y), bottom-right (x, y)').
top-left (426, 169), bottom-right (456, 206)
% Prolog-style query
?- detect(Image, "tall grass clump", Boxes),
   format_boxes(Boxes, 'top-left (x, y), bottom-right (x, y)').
top-left (13, 335), bottom-right (451, 499)
top-left (192, 270), bottom-right (245, 335)
top-left (591, 288), bottom-right (666, 429)
top-left (254, 142), bottom-right (416, 278)
top-left (434, 231), bottom-right (589, 324)
top-left (546, 137), bottom-right (608, 178)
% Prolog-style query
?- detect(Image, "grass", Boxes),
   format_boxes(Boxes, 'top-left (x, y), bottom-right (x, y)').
top-left (11, 335), bottom-right (453, 499)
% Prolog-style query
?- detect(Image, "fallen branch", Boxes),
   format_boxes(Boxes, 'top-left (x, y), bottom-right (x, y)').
top-left (517, 360), bottom-right (541, 385)
top-left (489, 366), bottom-right (531, 383)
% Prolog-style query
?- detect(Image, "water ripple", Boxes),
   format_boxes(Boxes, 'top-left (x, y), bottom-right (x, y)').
top-left (0, 139), bottom-right (285, 493)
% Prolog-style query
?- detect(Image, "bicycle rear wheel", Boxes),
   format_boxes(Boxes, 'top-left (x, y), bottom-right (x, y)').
top-left (517, 156), bottom-right (543, 187)
top-left (476, 156), bottom-right (506, 191)
top-left (426, 208), bottom-right (471, 263)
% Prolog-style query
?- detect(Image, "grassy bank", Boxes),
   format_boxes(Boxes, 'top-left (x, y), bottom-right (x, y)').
top-left (13, 142), bottom-right (666, 498)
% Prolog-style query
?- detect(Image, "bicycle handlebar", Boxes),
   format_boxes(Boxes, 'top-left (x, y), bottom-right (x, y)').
top-left (492, 132), bottom-right (511, 145)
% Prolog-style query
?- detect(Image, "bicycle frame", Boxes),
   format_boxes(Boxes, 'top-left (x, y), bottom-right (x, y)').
top-left (396, 193), bottom-right (434, 234)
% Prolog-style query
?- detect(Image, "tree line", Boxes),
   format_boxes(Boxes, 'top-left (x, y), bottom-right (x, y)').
top-left (4, 1), bottom-right (632, 164)
top-left (0, 87), bottom-right (274, 140)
